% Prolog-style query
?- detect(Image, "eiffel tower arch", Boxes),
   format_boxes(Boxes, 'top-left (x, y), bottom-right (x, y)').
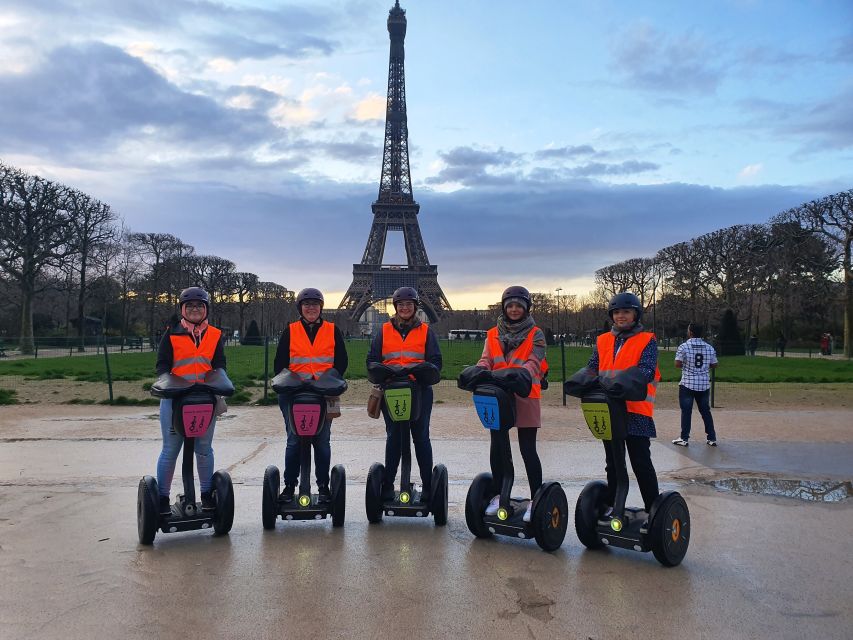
top-left (339, 1), bottom-right (450, 324)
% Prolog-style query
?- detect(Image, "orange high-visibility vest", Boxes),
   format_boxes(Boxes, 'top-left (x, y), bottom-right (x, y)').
top-left (289, 321), bottom-right (336, 381)
top-left (382, 322), bottom-right (428, 366)
top-left (486, 326), bottom-right (547, 399)
top-left (596, 332), bottom-right (661, 417)
top-left (170, 326), bottom-right (222, 383)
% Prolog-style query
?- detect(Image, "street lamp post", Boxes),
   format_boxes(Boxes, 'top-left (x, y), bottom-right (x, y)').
top-left (555, 287), bottom-right (562, 339)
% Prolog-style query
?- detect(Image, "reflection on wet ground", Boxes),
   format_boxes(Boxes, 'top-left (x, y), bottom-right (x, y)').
top-left (709, 477), bottom-right (852, 503)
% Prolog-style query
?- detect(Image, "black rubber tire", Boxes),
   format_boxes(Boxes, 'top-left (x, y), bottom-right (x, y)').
top-left (365, 462), bottom-right (385, 524)
top-left (574, 480), bottom-right (608, 550)
top-left (330, 464), bottom-right (346, 527)
top-left (137, 476), bottom-right (159, 545)
top-left (212, 470), bottom-right (234, 535)
top-left (532, 482), bottom-right (569, 552)
top-left (430, 464), bottom-right (449, 526)
top-left (262, 465), bottom-right (280, 530)
top-left (464, 472), bottom-right (494, 539)
top-left (648, 492), bottom-right (690, 567)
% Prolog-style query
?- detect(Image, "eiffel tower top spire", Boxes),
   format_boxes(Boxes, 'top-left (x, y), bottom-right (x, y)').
top-left (378, 0), bottom-right (413, 205)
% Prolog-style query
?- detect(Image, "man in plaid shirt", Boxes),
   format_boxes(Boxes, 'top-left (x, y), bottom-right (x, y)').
top-left (672, 323), bottom-right (718, 446)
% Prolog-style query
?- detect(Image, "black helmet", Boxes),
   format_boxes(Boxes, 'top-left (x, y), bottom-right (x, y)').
top-left (392, 286), bottom-right (419, 308)
top-left (296, 287), bottom-right (324, 308)
top-left (608, 292), bottom-right (642, 323)
top-left (179, 287), bottom-right (210, 308)
top-left (501, 285), bottom-right (531, 312)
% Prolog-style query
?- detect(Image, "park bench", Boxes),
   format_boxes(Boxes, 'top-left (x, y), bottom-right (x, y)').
top-left (125, 337), bottom-right (143, 351)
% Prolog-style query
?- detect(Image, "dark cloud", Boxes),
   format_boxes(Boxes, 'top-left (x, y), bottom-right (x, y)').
top-left (612, 26), bottom-right (723, 94)
top-left (424, 146), bottom-right (523, 186)
top-left (534, 145), bottom-right (596, 160)
top-left (438, 146), bottom-right (522, 169)
top-left (315, 134), bottom-right (381, 162)
top-left (569, 160), bottom-right (660, 177)
top-left (0, 43), bottom-right (281, 158)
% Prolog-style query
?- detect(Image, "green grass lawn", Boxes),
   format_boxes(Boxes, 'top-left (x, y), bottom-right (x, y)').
top-left (0, 340), bottom-right (850, 385)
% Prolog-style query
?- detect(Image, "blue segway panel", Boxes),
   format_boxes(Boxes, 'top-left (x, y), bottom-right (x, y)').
top-left (473, 394), bottom-right (501, 430)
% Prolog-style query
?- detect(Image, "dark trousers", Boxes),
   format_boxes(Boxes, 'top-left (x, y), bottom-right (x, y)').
top-left (279, 395), bottom-right (332, 487)
top-left (383, 386), bottom-right (433, 491)
top-left (490, 427), bottom-right (542, 496)
top-left (604, 436), bottom-right (659, 512)
top-left (678, 385), bottom-right (716, 442)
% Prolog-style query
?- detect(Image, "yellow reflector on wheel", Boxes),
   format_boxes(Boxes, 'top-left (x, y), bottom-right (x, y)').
top-left (610, 518), bottom-right (623, 532)
top-left (400, 492), bottom-right (410, 504)
top-left (497, 507), bottom-right (509, 521)
top-left (298, 495), bottom-right (311, 507)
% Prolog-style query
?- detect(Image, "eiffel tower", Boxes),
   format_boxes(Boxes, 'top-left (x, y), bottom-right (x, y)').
top-left (339, 0), bottom-right (450, 323)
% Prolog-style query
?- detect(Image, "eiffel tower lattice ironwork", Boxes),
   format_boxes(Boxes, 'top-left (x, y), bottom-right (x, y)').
top-left (339, 0), bottom-right (450, 323)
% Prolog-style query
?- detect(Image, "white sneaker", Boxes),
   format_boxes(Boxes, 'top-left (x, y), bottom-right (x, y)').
top-left (522, 502), bottom-right (533, 523)
top-left (672, 438), bottom-right (689, 447)
top-left (484, 495), bottom-right (500, 516)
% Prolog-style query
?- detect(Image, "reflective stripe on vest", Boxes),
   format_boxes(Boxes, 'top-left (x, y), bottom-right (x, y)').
top-left (381, 322), bottom-right (428, 367)
top-left (289, 321), bottom-right (336, 380)
top-left (170, 326), bottom-right (222, 383)
top-left (485, 326), bottom-right (545, 400)
top-left (596, 331), bottom-right (661, 417)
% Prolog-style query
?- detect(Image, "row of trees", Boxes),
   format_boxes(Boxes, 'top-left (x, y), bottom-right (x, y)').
top-left (0, 163), bottom-right (305, 352)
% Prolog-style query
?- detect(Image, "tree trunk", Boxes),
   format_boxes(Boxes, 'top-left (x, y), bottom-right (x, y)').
top-left (19, 283), bottom-right (34, 354)
top-left (844, 238), bottom-right (852, 358)
top-left (76, 251), bottom-right (88, 352)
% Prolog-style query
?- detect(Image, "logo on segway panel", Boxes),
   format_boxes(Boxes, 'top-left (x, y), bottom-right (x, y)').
top-left (384, 388), bottom-right (412, 422)
top-left (581, 403), bottom-right (611, 440)
top-left (182, 404), bottom-right (214, 437)
top-left (292, 404), bottom-right (321, 436)
top-left (473, 395), bottom-right (501, 430)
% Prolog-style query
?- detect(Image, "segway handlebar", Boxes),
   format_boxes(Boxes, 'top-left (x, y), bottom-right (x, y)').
top-left (563, 366), bottom-right (647, 402)
top-left (457, 365), bottom-right (533, 398)
top-left (366, 361), bottom-right (440, 386)
top-left (271, 367), bottom-right (348, 397)
top-left (150, 368), bottom-right (235, 398)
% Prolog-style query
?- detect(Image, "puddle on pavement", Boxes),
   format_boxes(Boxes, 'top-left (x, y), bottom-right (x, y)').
top-left (708, 477), bottom-right (852, 503)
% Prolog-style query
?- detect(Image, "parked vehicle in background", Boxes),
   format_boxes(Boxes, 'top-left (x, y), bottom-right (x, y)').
top-left (448, 329), bottom-right (487, 341)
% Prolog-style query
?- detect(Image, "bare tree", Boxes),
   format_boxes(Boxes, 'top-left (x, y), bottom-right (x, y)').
top-left (129, 232), bottom-right (185, 339)
top-left (233, 271), bottom-right (259, 335)
top-left (0, 164), bottom-right (71, 352)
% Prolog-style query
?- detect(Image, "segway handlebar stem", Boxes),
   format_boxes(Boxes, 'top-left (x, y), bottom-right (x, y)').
top-left (150, 368), bottom-right (235, 398)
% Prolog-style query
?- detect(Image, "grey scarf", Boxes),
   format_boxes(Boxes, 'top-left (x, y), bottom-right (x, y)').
top-left (496, 314), bottom-right (536, 353)
top-left (611, 322), bottom-right (645, 340)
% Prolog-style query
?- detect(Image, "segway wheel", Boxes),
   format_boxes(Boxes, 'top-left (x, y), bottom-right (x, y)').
top-left (430, 464), bottom-right (449, 526)
top-left (330, 464), bottom-right (346, 528)
top-left (575, 480), bottom-right (609, 550)
top-left (532, 482), bottom-right (569, 552)
top-left (648, 492), bottom-right (690, 567)
top-left (464, 472), bottom-right (494, 539)
top-left (365, 462), bottom-right (384, 524)
top-left (211, 470), bottom-right (234, 535)
top-left (262, 465), bottom-right (280, 530)
top-left (137, 475), bottom-right (159, 545)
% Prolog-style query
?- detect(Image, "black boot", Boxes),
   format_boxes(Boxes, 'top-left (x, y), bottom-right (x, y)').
top-left (201, 491), bottom-right (216, 511)
top-left (159, 495), bottom-right (172, 518)
top-left (380, 482), bottom-right (396, 502)
top-left (317, 484), bottom-right (331, 503)
top-left (419, 485), bottom-right (431, 505)
top-left (279, 484), bottom-right (295, 502)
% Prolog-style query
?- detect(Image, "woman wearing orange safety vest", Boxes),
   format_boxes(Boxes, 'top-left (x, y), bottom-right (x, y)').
top-left (586, 292), bottom-right (661, 512)
top-left (475, 286), bottom-right (549, 523)
top-left (155, 287), bottom-right (226, 516)
top-left (366, 287), bottom-right (443, 503)
top-left (273, 288), bottom-right (348, 504)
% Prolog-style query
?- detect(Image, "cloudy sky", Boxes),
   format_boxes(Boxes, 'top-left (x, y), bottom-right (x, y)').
top-left (1, 0), bottom-right (851, 309)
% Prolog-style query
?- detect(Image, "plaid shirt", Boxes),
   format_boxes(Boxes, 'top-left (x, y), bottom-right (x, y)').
top-left (675, 338), bottom-right (718, 391)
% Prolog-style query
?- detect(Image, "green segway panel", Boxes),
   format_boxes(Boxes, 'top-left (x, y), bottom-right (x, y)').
top-left (581, 402), bottom-right (612, 440)
top-left (384, 387), bottom-right (412, 422)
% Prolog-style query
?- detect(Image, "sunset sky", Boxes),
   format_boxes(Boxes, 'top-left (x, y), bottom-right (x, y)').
top-left (1, 0), bottom-right (850, 309)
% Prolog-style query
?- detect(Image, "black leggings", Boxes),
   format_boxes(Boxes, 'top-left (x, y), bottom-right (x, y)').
top-left (490, 428), bottom-right (542, 496)
top-left (603, 436), bottom-right (659, 512)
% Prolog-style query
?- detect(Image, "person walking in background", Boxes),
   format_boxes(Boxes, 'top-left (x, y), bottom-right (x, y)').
top-left (777, 333), bottom-right (787, 357)
top-left (748, 334), bottom-right (758, 357)
top-left (672, 323), bottom-right (718, 447)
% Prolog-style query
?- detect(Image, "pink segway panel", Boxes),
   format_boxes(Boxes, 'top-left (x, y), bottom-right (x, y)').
top-left (182, 404), bottom-right (214, 437)
top-left (293, 403), bottom-right (322, 436)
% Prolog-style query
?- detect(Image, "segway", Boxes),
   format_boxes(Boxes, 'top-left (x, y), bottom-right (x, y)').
top-left (262, 368), bottom-right (347, 530)
top-left (565, 367), bottom-right (691, 567)
top-left (364, 361), bottom-right (448, 526)
top-left (458, 366), bottom-right (568, 552)
top-left (137, 369), bottom-right (236, 545)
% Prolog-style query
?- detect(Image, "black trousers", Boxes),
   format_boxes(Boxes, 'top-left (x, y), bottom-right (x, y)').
top-left (490, 427), bottom-right (543, 496)
top-left (382, 386), bottom-right (434, 491)
top-left (603, 436), bottom-right (659, 512)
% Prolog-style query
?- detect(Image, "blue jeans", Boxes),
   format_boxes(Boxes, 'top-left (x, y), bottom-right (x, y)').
top-left (382, 385), bottom-right (434, 490)
top-left (156, 399), bottom-right (216, 497)
top-left (279, 395), bottom-right (332, 487)
top-left (678, 385), bottom-right (716, 441)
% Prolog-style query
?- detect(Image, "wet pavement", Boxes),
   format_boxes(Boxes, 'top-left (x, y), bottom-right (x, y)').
top-left (1, 406), bottom-right (852, 640)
